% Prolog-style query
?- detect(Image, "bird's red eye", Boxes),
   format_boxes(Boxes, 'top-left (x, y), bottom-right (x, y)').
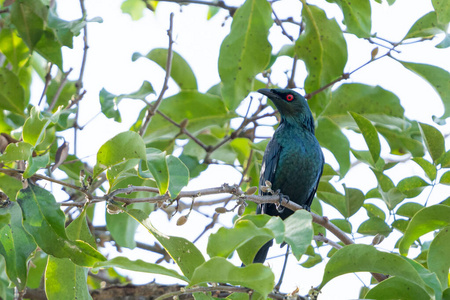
top-left (286, 94), bottom-right (294, 101)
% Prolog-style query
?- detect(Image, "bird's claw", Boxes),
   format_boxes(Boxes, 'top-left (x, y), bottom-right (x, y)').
top-left (275, 190), bottom-right (290, 213)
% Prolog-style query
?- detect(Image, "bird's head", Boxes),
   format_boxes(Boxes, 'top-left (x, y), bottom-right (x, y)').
top-left (258, 88), bottom-right (315, 131)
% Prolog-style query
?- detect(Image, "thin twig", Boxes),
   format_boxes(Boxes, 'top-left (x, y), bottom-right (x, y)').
top-left (145, 0), bottom-right (237, 15)
top-left (287, 55), bottom-right (298, 88)
top-left (314, 234), bottom-right (343, 250)
top-left (38, 63), bottom-right (53, 106)
top-left (156, 110), bottom-right (209, 150)
top-left (272, 8), bottom-right (294, 42)
top-left (139, 13), bottom-right (175, 136)
top-left (155, 285), bottom-right (287, 300)
top-left (305, 50), bottom-right (392, 100)
top-left (49, 68), bottom-right (73, 111)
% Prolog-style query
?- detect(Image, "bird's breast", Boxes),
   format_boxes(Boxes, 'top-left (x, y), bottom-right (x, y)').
top-left (272, 129), bottom-right (322, 204)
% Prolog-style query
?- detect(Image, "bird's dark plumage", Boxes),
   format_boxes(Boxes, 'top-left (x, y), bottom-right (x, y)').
top-left (253, 88), bottom-right (324, 264)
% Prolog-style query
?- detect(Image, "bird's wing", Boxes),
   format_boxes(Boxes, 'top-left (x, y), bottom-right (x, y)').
top-left (305, 151), bottom-right (324, 211)
top-left (258, 138), bottom-right (282, 215)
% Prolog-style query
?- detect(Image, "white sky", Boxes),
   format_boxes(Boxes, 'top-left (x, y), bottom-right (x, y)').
top-left (29, 0), bottom-right (450, 298)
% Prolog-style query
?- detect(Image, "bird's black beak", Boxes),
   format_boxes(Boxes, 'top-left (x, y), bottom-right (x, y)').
top-left (258, 88), bottom-right (279, 100)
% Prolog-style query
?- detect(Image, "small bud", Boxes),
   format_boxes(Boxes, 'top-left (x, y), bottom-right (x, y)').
top-left (238, 204), bottom-right (245, 216)
top-left (245, 186), bottom-right (258, 195)
top-left (179, 119), bottom-right (189, 129)
top-left (106, 203), bottom-right (122, 215)
top-left (176, 215), bottom-right (188, 226)
top-left (371, 47), bottom-right (379, 60)
top-left (260, 186), bottom-right (270, 193)
top-left (215, 207), bottom-right (227, 214)
top-left (371, 234), bottom-right (385, 246)
top-left (264, 180), bottom-right (272, 188)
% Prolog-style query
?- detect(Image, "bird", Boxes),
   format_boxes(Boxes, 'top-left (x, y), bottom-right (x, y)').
top-left (252, 88), bottom-right (324, 264)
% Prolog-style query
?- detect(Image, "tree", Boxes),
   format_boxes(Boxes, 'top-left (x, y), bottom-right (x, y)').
top-left (0, 0), bottom-right (449, 299)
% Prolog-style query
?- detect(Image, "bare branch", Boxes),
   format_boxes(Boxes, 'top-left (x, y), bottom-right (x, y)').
top-left (48, 68), bottom-right (73, 111)
top-left (144, 0), bottom-right (237, 15)
top-left (139, 13), bottom-right (175, 136)
top-left (38, 63), bottom-right (53, 106)
top-left (305, 50), bottom-right (392, 100)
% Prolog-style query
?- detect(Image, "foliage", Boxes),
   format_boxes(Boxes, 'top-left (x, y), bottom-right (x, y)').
top-left (0, 0), bottom-right (449, 299)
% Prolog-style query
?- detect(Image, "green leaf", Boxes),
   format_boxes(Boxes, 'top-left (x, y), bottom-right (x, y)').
top-left (326, 0), bottom-right (371, 38)
top-left (397, 176), bottom-right (429, 198)
top-left (363, 203), bottom-right (386, 220)
top-left (94, 131), bottom-right (147, 178)
top-left (330, 219), bottom-right (352, 233)
top-left (0, 202), bottom-right (36, 291)
top-left (34, 30), bottom-right (63, 70)
top-left (119, 206), bottom-right (205, 279)
top-left (10, 0), bottom-right (45, 51)
top-left (318, 186), bottom-right (364, 218)
top-left (402, 256), bottom-right (443, 300)
top-left (315, 117), bottom-right (350, 177)
top-left (301, 251), bottom-right (323, 268)
top-left (436, 33), bottom-right (450, 48)
top-left (22, 106), bottom-right (61, 147)
top-left (218, 0), bottom-right (273, 109)
top-left (189, 257), bottom-right (274, 297)
top-left (418, 122), bottom-right (445, 163)
top-left (412, 157), bottom-right (437, 181)
top-left (141, 91), bottom-right (233, 144)
top-left (94, 256), bottom-right (188, 282)
top-left (0, 68), bottom-right (27, 115)
top-left (392, 219), bottom-right (409, 233)
top-left (283, 210), bottom-right (313, 260)
top-left (235, 216), bottom-right (285, 264)
top-left (350, 112), bottom-right (381, 163)
top-left (319, 244), bottom-right (431, 296)
top-left (133, 49), bottom-right (197, 90)
top-left (22, 107), bottom-right (47, 146)
top-left (99, 88), bottom-right (122, 122)
top-left (403, 12), bottom-right (446, 40)
top-left (357, 217), bottom-right (392, 236)
top-left (45, 257), bottom-right (91, 300)
top-left (0, 28), bottom-right (30, 71)
top-left (16, 183), bottom-right (106, 266)
top-left (399, 205), bottom-right (450, 255)
top-left (432, 0), bottom-right (450, 24)
top-left (167, 155), bottom-right (189, 198)
top-left (396, 202), bottom-right (424, 219)
top-left (441, 170), bottom-right (450, 185)
top-left (295, 3), bottom-right (347, 115)
top-left (23, 152), bottom-right (50, 178)
top-left (428, 226), bottom-right (450, 289)
top-left (121, 0), bottom-right (146, 20)
top-left (139, 148), bottom-right (169, 195)
top-left (0, 142), bottom-right (33, 162)
top-left (372, 169), bottom-right (406, 210)
top-left (47, 8), bottom-right (86, 49)
top-left (438, 150), bottom-right (450, 168)
top-left (323, 84), bottom-right (405, 122)
top-left (398, 61), bottom-right (450, 120)
top-left (99, 81), bottom-right (155, 122)
top-left (207, 220), bottom-right (274, 260)
top-left (365, 276), bottom-right (432, 300)
top-left (0, 174), bottom-right (22, 200)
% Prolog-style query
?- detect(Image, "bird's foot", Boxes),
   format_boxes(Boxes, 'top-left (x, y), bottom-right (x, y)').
top-left (275, 189), bottom-right (290, 213)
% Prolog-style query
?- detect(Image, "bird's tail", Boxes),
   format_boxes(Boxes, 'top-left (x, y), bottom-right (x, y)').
top-left (252, 239), bottom-right (273, 264)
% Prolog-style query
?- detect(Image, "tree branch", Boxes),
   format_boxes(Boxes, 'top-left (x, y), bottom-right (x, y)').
top-left (139, 12), bottom-right (175, 136)
top-left (145, 0), bottom-right (237, 15)
top-left (48, 68), bottom-right (73, 111)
